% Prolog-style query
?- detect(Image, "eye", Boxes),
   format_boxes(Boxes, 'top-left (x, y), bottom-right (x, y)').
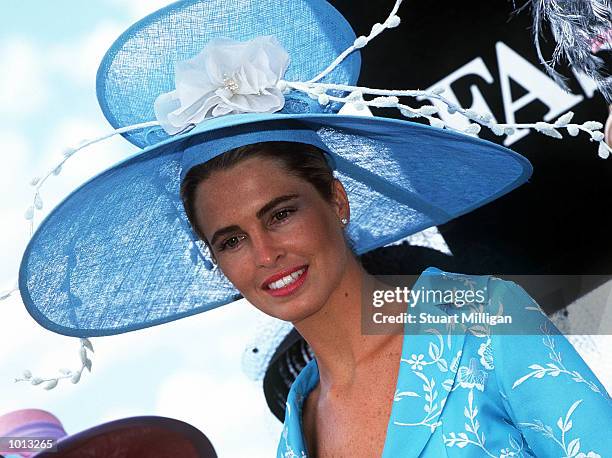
top-left (271, 208), bottom-right (295, 223)
top-left (219, 234), bottom-right (246, 251)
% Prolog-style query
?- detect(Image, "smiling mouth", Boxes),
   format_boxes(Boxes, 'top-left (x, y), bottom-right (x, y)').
top-left (263, 265), bottom-right (309, 296)
top-left (267, 268), bottom-right (306, 290)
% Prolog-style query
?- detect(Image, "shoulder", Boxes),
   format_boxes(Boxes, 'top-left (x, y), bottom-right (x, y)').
top-left (420, 266), bottom-right (527, 297)
top-left (419, 266), bottom-right (502, 303)
top-left (418, 267), bottom-right (544, 335)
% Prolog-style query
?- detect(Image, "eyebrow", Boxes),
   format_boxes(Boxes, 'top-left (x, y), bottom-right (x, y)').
top-left (255, 194), bottom-right (299, 219)
top-left (209, 194), bottom-right (299, 246)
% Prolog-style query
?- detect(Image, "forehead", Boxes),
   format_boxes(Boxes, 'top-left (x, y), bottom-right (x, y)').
top-left (193, 156), bottom-right (315, 230)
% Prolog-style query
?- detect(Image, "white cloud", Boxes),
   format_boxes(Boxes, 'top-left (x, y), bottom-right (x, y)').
top-left (0, 39), bottom-right (48, 118)
top-left (0, 209), bottom-right (30, 283)
top-left (0, 131), bottom-right (33, 282)
top-left (0, 4), bottom-right (281, 454)
top-left (27, 116), bottom-right (136, 225)
top-left (0, 130), bottom-right (31, 190)
top-left (107, 0), bottom-right (173, 20)
top-left (47, 21), bottom-right (126, 86)
top-left (0, 293), bottom-right (81, 396)
top-left (98, 406), bottom-right (148, 424)
top-left (156, 370), bottom-right (280, 457)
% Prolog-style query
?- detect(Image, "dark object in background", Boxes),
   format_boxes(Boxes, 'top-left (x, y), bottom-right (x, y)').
top-left (263, 328), bottom-right (313, 423)
top-left (328, 0), bottom-right (612, 275)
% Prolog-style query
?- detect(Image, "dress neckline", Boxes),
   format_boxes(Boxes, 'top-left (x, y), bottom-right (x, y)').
top-left (290, 267), bottom-right (437, 456)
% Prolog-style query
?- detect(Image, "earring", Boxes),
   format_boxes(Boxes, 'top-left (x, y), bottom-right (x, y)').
top-left (341, 217), bottom-right (348, 225)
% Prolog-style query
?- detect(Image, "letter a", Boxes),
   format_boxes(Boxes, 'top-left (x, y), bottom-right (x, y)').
top-left (496, 41), bottom-right (583, 146)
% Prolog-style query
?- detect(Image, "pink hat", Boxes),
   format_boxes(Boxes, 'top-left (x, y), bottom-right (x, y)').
top-left (0, 409), bottom-right (216, 457)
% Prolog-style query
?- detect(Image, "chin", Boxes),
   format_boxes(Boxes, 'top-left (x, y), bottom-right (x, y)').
top-left (254, 294), bottom-right (326, 323)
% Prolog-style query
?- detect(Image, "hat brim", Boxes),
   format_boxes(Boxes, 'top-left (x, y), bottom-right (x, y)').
top-left (19, 113), bottom-right (532, 337)
top-left (33, 416), bottom-right (216, 457)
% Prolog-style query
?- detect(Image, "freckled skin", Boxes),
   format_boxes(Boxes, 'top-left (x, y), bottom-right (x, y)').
top-left (192, 155), bottom-right (403, 456)
top-left (192, 156), bottom-right (351, 323)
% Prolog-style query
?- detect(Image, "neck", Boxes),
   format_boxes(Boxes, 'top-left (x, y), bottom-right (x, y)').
top-left (292, 256), bottom-right (401, 389)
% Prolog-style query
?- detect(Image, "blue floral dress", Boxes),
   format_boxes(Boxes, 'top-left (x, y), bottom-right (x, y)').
top-left (277, 267), bottom-right (612, 457)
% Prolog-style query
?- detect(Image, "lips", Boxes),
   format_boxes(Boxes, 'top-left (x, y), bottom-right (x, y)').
top-left (262, 265), bottom-right (309, 297)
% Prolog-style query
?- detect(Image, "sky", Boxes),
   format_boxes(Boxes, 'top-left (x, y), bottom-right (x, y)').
top-left (0, 1), bottom-right (282, 456)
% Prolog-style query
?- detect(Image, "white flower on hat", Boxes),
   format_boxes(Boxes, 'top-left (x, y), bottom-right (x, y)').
top-left (155, 36), bottom-right (290, 134)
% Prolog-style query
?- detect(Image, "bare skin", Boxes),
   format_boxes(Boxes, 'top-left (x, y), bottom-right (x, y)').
top-left (193, 156), bottom-right (406, 457)
top-left (301, 331), bottom-right (404, 457)
top-left (605, 104), bottom-right (612, 147)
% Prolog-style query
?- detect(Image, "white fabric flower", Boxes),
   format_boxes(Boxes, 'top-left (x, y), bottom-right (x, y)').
top-left (407, 353), bottom-right (425, 371)
top-left (155, 36), bottom-right (289, 134)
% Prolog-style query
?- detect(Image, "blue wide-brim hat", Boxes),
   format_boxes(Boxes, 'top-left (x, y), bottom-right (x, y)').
top-left (19, 0), bottom-right (532, 337)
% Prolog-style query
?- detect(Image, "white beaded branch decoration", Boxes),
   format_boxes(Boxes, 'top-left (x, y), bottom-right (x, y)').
top-left (306, 0), bottom-right (403, 83)
top-left (14, 338), bottom-right (94, 389)
top-left (23, 120), bottom-right (160, 235)
top-left (0, 283), bottom-right (18, 302)
top-left (17, 0), bottom-right (611, 233)
top-left (284, 80), bottom-right (612, 158)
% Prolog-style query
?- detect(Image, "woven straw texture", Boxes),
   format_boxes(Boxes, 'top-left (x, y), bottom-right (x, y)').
top-left (20, 114), bottom-right (530, 337)
top-left (96, 0), bottom-right (360, 147)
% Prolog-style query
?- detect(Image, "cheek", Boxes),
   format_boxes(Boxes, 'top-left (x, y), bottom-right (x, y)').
top-left (215, 208), bottom-right (346, 289)
top-left (298, 213), bottom-right (348, 284)
top-left (288, 221), bottom-right (343, 267)
top-left (216, 254), bottom-right (254, 292)
top-left (311, 212), bottom-right (345, 251)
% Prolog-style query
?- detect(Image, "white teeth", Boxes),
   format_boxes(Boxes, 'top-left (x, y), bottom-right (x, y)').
top-left (268, 268), bottom-right (305, 290)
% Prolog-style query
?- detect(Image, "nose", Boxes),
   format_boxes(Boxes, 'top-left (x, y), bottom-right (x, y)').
top-left (251, 231), bottom-right (285, 268)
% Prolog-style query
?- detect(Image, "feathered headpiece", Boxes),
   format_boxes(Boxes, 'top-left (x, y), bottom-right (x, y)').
top-left (524, 0), bottom-right (612, 102)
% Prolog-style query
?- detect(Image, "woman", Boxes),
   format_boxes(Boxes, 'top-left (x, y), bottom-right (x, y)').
top-left (181, 141), bottom-right (401, 454)
top-left (16, 0), bottom-right (611, 456)
top-left (180, 142), bottom-right (612, 457)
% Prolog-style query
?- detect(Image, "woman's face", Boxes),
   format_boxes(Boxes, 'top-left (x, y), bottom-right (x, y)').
top-left (192, 156), bottom-right (351, 322)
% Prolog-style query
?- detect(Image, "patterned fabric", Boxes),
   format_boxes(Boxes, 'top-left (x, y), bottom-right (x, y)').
top-left (277, 267), bottom-right (612, 457)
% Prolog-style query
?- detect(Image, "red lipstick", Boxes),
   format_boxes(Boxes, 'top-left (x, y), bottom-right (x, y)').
top-left (262, 265), bottom-right (309, 297)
